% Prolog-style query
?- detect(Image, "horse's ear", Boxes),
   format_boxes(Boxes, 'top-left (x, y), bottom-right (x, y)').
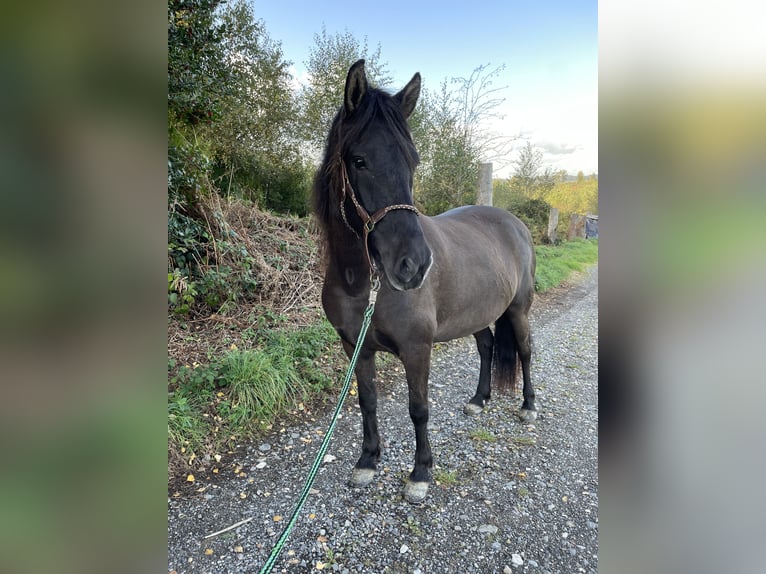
top-left (344, 59), bottom-right (368, 114)
top-left (394, 72), bottom-right (421, 119)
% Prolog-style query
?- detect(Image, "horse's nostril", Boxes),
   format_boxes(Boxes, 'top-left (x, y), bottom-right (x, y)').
top-left (400, 257), bottom-right (415, 276)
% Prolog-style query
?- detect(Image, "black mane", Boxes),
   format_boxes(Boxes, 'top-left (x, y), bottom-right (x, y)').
top-left (311, 86), bottom-right (418, 235)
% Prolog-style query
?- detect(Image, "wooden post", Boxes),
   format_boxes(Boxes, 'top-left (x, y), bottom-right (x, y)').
top-left (547, 207), bottom-right (559, 243)
top-left (478, 162), bottom-right (492, 206)
top-left (567, 213), bottom-right (586, 240)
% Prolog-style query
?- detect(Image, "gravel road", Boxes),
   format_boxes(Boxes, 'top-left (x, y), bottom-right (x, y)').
top-left (168, 265), bottom-right (598, 574)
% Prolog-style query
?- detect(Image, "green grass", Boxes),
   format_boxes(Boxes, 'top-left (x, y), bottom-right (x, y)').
top-left (168, 319), bottom-right (339, 462)
top-left (469, 428), bottom-right (498, 442)
top-left (534, 238), bottom-right (598, 292)
top-left (433, 469), bottom-right (459, 487)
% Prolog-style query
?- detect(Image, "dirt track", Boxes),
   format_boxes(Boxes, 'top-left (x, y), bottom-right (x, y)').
top-left (168, 265), bottom-right (598, 574)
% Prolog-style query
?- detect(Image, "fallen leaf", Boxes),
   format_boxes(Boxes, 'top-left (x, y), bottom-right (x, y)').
top-left (204, 548), bottom-right (213, 555)
top-left (186, 474), bottom-right (195, 483)
top-left (212, 468), bottom-right (219, 474)
top-left (316, 562), bottom-right (325, 570)
top-left (273, 515), bottom-right (282, 521)
top-left (233, 545), bottom-right (243, 553)
top-left (239, 493), bottom-right (247, 499)
top-left (309, 513), bottom-right (316, 519)
top-left (317, 535), bottom-right (328, 543)
top-left (214, 454), bottom-right (222, 462)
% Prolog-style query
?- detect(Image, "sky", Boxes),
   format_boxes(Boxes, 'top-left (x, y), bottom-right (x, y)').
top-left (250, 0), bottom-right (597, 177)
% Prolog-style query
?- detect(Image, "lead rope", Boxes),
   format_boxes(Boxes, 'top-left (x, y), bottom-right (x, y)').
top-left (258, 278), bottom-right (380, 574)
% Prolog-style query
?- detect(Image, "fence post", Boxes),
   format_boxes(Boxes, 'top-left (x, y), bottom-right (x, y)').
top-left (478, 162), bottom-right (493, 206)
top-left (547, 207), bottom-right (559, 243)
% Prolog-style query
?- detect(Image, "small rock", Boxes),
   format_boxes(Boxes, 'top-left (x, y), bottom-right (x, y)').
top-left (511, 553), bottom-right (523, 566)
top-left (323, 454), bottom-right (337, 463)
top-left (400, 544), bottom-right (409, 554)
top-left (255, 461), bottom-right (267, 469)
top-left (528, 559), bottom-right (538, 567)
top-left (587, 520), bottom-right (597, 529)
top-left (259, 444), bottom-right (271, 452)
top-left (503, 567), bottom-right (512, 574)
top-left (478, 524), bottom-right (498, 535)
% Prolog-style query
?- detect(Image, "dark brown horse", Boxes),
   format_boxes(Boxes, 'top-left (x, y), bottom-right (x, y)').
top-left (313, 60), bottom-right (537, 503)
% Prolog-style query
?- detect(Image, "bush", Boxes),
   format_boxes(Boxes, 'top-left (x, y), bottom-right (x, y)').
top-left (504, 196), bottom-right (552, 244)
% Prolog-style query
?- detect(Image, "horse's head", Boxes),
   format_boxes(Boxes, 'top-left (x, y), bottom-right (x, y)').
top-left (333, 59), bottom-right (432, 291)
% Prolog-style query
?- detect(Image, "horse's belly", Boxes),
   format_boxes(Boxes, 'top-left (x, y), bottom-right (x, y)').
top-left (432, 297), bottom-right (511, 342)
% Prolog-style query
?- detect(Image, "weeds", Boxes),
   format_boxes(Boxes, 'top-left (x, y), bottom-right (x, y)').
top-left (469, 429), bottom-right (498, 443)
top-left (434, 469), bottom-right (458, 487)
top-left (167, 318), bottom-right (339, 467)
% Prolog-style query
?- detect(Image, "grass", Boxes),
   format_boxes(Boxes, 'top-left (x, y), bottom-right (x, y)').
top-left (168, 318), bottom-right (339, 464)
top-left (433, 469), bottom-right (459, 487)
top-left (469, 428), bottom-right (498, 443)
top-left (534, 238), bottom-right (598, 292)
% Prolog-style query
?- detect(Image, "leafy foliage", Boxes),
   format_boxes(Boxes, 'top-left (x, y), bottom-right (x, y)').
top-left (410, 64), bottom-right (513, 215)
top-left (546, 173), bottom-right (598, 215)
top-left (300, 26), bottom-right (392, 154)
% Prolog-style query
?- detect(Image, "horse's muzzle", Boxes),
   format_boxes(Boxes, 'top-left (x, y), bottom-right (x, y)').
top-left (389, 250), bottom-right (433, 291)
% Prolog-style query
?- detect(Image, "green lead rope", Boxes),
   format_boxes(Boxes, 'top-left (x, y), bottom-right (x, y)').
top-left (258, 288), bottom-right (378, 574)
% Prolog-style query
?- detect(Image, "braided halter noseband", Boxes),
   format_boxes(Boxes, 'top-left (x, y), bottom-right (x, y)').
top-left (338, 157), bottom-right (421, 286)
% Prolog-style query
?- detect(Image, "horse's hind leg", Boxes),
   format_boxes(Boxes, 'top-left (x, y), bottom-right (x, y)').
top-left (507, 305), bottom-right (536, 421)
top-left (464, 327), bottom-right (494, 416)
top-left (343, 343), bottom-right (380, 489)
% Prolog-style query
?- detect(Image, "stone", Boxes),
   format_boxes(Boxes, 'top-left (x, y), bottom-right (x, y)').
top-left (478, 524), bottom-right (498, 535)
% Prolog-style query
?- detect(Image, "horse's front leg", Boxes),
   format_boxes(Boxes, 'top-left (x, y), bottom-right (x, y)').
top-left (401, 343), bottom-right (433, 503)
top-left (343, 342), bottom-right (380, 489)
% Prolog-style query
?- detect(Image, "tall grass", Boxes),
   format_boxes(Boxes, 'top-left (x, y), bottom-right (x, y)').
top-left (168, 319), bottom-right (339, 463)
top-left (534, 238), bottom-right (598, 292)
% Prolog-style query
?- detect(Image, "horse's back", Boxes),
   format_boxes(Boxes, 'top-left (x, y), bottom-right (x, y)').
top-left (428, 205), bottom-right (534, 267)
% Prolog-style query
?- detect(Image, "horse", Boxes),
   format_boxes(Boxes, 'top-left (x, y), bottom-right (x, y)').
top-left (312, 59), bottom-right (537, 503)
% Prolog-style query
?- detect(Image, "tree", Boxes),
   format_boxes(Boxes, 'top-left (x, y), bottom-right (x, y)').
top-left (168, 0), bottom-right (232, 126)
top-left (411, 64), bottom-right (513, 214)
top-left (410, 80), bottom-right (481, 214)
top-left (206, 1), bottom-right (309, 212)
top-left (300, 27), bottom-right (392, 154)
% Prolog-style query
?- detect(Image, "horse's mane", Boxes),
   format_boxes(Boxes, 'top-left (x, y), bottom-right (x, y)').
top-left (312, 86), bottom-right (418, 237)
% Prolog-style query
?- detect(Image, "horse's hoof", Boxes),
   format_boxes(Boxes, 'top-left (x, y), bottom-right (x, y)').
top-left (518, 408), bottom-right (538, 422)
top-left (404, 480), bottom-right (429, 504)
top-left (463, 403), bottom-right (484, 416)
top-left (349, 467), bottom-right (376, 488)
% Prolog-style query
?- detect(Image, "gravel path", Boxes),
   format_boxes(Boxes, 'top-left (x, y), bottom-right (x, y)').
top-left (168, 265), bottom-right (598, 574)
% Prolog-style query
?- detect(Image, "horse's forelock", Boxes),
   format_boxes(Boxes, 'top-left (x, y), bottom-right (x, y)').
top-left (313, 87), bottom-right (418, 233)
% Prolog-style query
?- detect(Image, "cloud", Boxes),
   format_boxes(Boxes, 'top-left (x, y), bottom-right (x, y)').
top-left (539, 141), bottom-right (581, 155)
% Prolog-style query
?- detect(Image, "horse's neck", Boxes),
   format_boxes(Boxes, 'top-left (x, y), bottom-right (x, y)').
top-left (329, 234), bottom-right (367, 269)
top-left (326, 223), bottom-right (371, 282)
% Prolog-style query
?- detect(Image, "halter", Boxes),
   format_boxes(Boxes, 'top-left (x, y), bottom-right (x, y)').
top-left (338, 157), bottom-right (421, 287)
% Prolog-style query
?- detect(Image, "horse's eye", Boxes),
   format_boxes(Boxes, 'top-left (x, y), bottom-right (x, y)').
top-left (352, 156), bottom-right (366, 170)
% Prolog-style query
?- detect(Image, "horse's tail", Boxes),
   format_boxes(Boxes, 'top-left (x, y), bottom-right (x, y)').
top-left (493, 313), bottom-right (520, 395)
